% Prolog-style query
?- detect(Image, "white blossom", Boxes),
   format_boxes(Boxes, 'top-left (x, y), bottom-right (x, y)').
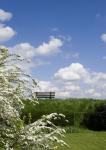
top-left (0, 48), bottom-right (67, 150)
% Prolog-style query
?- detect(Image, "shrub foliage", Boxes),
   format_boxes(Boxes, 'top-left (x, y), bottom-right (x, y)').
top-left (22, 99), bottom-right (106, 130)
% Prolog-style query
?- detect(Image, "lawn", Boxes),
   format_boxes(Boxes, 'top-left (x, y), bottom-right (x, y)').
top-left (0, 130), bottom-right (106, 150)
top-left (57, 130), bottom-right (106, 150)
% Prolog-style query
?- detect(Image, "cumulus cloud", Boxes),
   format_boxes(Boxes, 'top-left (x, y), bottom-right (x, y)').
top-left (36, 63), bottom-right (106, 99)
top-left (54, 63), bottom-right (87, 81)
top-left (100, 33), bottom-right (106, 43)
top-left (36, 81), bottom-right (70, 98)
top-left (0, 9), bottom-right (12, 22)
top-left (36, 81), bottom-right (59, 92)
top-left (8, 37), bottom-right (63, 73)
top-left (36, 80), bottom-right (82, 99)
top-left (35, 36), bottom-right (63, 56)
top-left (0, 25), bottom-right (16, 42)
top-left (85, 89), bottom-right (101, 98)
top-left (9, 37), bottom-right (63, 58)
top-left (64, 84), bottom-right (80, 91)
top-left (0, 9), bottom-right (16, 42)
top-left (9, 43), bottom-right (35, 58)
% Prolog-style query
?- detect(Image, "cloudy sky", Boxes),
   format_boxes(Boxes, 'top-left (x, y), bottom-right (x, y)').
top-left (0, 0), bottom-right (106, 99)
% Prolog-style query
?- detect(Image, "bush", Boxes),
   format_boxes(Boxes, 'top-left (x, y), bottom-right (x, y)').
top-left (83, 104), bottom-right (106, 131)
top-left (21, 99), bottom-right (106, 130)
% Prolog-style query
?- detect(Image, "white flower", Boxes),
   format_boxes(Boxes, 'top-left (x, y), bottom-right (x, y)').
top-left (0, 48), bottom-right (67, 150)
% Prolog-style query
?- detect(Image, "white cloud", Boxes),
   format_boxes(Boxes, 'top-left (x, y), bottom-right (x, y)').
top-left (0, 10), bottom-right (16, 42)
top-left (36, 63), bottom-right (106, 99)
top-left (56, 91), bottom-right (71, 98)
top-left (9, 37), bottom-right (63, 58)
top-left (36, 81), bottom-right (71, 98)
top-left (64, 84), bottom-right (80, 91)
top-left (35, 36), bottom-right (63, 56)
top-left (11, 63), bottom-right (106, 98)
top-left (37, 81), bottom-right (58, 92)
top-left (85, 89), bottom-right (101, 98)
top-left (54, 63), bottom-right (87, 81)
top-left (9, 43), bottom-right (35, 59)
top-left (36, 80), bottom-right (82, 99)
top-left (8, 37), bottom-right (63, 73)
top-left (0, 25), bottom-right (16, 42)
top-left (100, 33), bottom-right (106, 43)
top-left (0, 9), bottom-right (12, 22)
top-left (54, 63), bottom-right (106, 86)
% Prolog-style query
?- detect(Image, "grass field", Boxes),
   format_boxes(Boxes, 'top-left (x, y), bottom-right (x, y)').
top-left (57, 130), bottom-right (106, 150)
top-left (0, 130), bottom-right (106, 150)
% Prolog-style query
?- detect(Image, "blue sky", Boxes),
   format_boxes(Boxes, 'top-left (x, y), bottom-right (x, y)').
top-left (0, 0), bottom-right (106, 98)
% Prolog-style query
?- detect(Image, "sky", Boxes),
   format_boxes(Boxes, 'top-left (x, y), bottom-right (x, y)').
top-left (0, 0), bottom-right (106, 98)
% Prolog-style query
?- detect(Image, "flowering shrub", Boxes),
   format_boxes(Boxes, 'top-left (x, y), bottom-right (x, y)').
top-left (0, 48), bottom-right (67, 150)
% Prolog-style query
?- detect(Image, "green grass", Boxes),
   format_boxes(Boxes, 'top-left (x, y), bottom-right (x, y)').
top-left (0, 130), bottom-right (106, 150)
top-left (57, 131), bottom-right (106, 150)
